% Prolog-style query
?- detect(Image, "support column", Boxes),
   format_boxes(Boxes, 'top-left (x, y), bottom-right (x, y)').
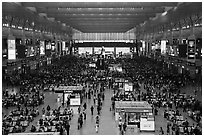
top-left (114, 46), bottom-right (116, 57)
top-left (92, 46), bottom-right (94, 55)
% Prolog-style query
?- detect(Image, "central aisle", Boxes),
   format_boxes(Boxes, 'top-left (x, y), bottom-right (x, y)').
top-left (70, 85), bottom-right (119, 135)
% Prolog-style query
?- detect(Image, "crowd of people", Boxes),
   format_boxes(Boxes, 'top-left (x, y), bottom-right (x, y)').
top-left (30, 105), bottom-right (73, 135)
top-left (76, 79), bottom-right (107, 133)
top-left (2, 107), bottom-right (39, 135)
top-left (2, 54), bottom-right (202, 135)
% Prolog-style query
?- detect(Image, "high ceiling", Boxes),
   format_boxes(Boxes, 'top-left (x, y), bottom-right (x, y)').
top-left (20, 2), bottom-right (179, 33)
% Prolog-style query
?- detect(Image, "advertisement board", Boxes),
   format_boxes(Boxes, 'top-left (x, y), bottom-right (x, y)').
top-left (47, 58), bottom-right (51, 65)
top-left (46, 41), bottom-right (51, 49)
top-left (8, 39), bottom-right (16, 60)
top-left (140, 118), bottom-right (155, 131)
top-left (187, 39), bottom-right (196, 61)
top-left (79, 47), bottom-right (92, 54)
top-left (62, 41), bottom-right (66, 51)
top-left (161, 40), bottom-right (166, 54)
top-left (51, 41), bottom-right (55, 51)
top-left (89, 63), bottom-right (96, 68)
top-left (40, 41), bottom-right (45, 55)
top-left (70, 98), bottom-right (80, 106)
top-left (27, 46), bottom-right (35, 57)
top-left (116, 47), bottom-right (130, 54)
top-left (124, 83), bottom-right (133, 91)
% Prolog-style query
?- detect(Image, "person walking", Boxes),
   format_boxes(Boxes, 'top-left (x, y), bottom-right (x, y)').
top-left (93, 96), bottom-right (96, 105)
top-left (65, 121), bottom-right (70, 135)
top-left (83, 103), bottom-right (87, 110)
top-left (95, 115), bottom-right (100, 133)
top-left (97, 105), bottom-right (100, 115)
top-left (123, 122), bottom-right (127, 133)
top-left (90, 105), bottom-right (94, 115)
top-left (83, 110), bottom-right (86, 120)
top-left (78, 106), bottom-right (81, 114)
top-left (159, 127), bottom-right (164, 135)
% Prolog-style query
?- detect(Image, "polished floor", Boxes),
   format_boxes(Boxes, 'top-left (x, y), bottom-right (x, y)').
top-left (2, 81), bottom-right (202, 135)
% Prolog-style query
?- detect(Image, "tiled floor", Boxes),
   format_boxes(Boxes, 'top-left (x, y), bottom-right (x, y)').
top-left (2, 81), bottom-right (202, 135)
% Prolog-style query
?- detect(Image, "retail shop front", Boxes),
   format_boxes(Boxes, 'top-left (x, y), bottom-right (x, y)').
top-left (115, 101), bottom-right (155, 132)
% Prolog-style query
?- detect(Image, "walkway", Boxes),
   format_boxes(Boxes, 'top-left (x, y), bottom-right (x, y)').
top-left (69, 84), bottom-right (119, 135)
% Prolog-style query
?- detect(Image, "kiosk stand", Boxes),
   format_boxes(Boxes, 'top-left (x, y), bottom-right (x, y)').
top-left (115, 101), bottom-right (155, 132)
top-left (54, 85), bottom-right (84, 114)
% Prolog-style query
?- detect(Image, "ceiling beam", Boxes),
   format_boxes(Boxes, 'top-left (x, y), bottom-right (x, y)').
top-left (47, 14), bottom-right (155, 18)
top-left (22, 2), bottom-right (178, 8)
top-left (68, 22), bottom-right (138, 25)
top-left (37, 7), bottom-right (165, 14)
top-left (55, 17), bottom-right (149, 21)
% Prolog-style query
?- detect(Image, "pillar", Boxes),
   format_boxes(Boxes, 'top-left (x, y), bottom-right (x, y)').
top-left (92, 46), bottom-right (94, 55)
top-left (114, 46), bottom-right (116, 57)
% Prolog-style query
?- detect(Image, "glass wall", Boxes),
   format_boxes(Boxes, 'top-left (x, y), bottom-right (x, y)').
top-left (73, 32), bottom-right (135, 41)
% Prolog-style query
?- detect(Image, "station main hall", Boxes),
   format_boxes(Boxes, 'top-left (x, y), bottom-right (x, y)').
top-left (2, 1), bottom-right (202, 135)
